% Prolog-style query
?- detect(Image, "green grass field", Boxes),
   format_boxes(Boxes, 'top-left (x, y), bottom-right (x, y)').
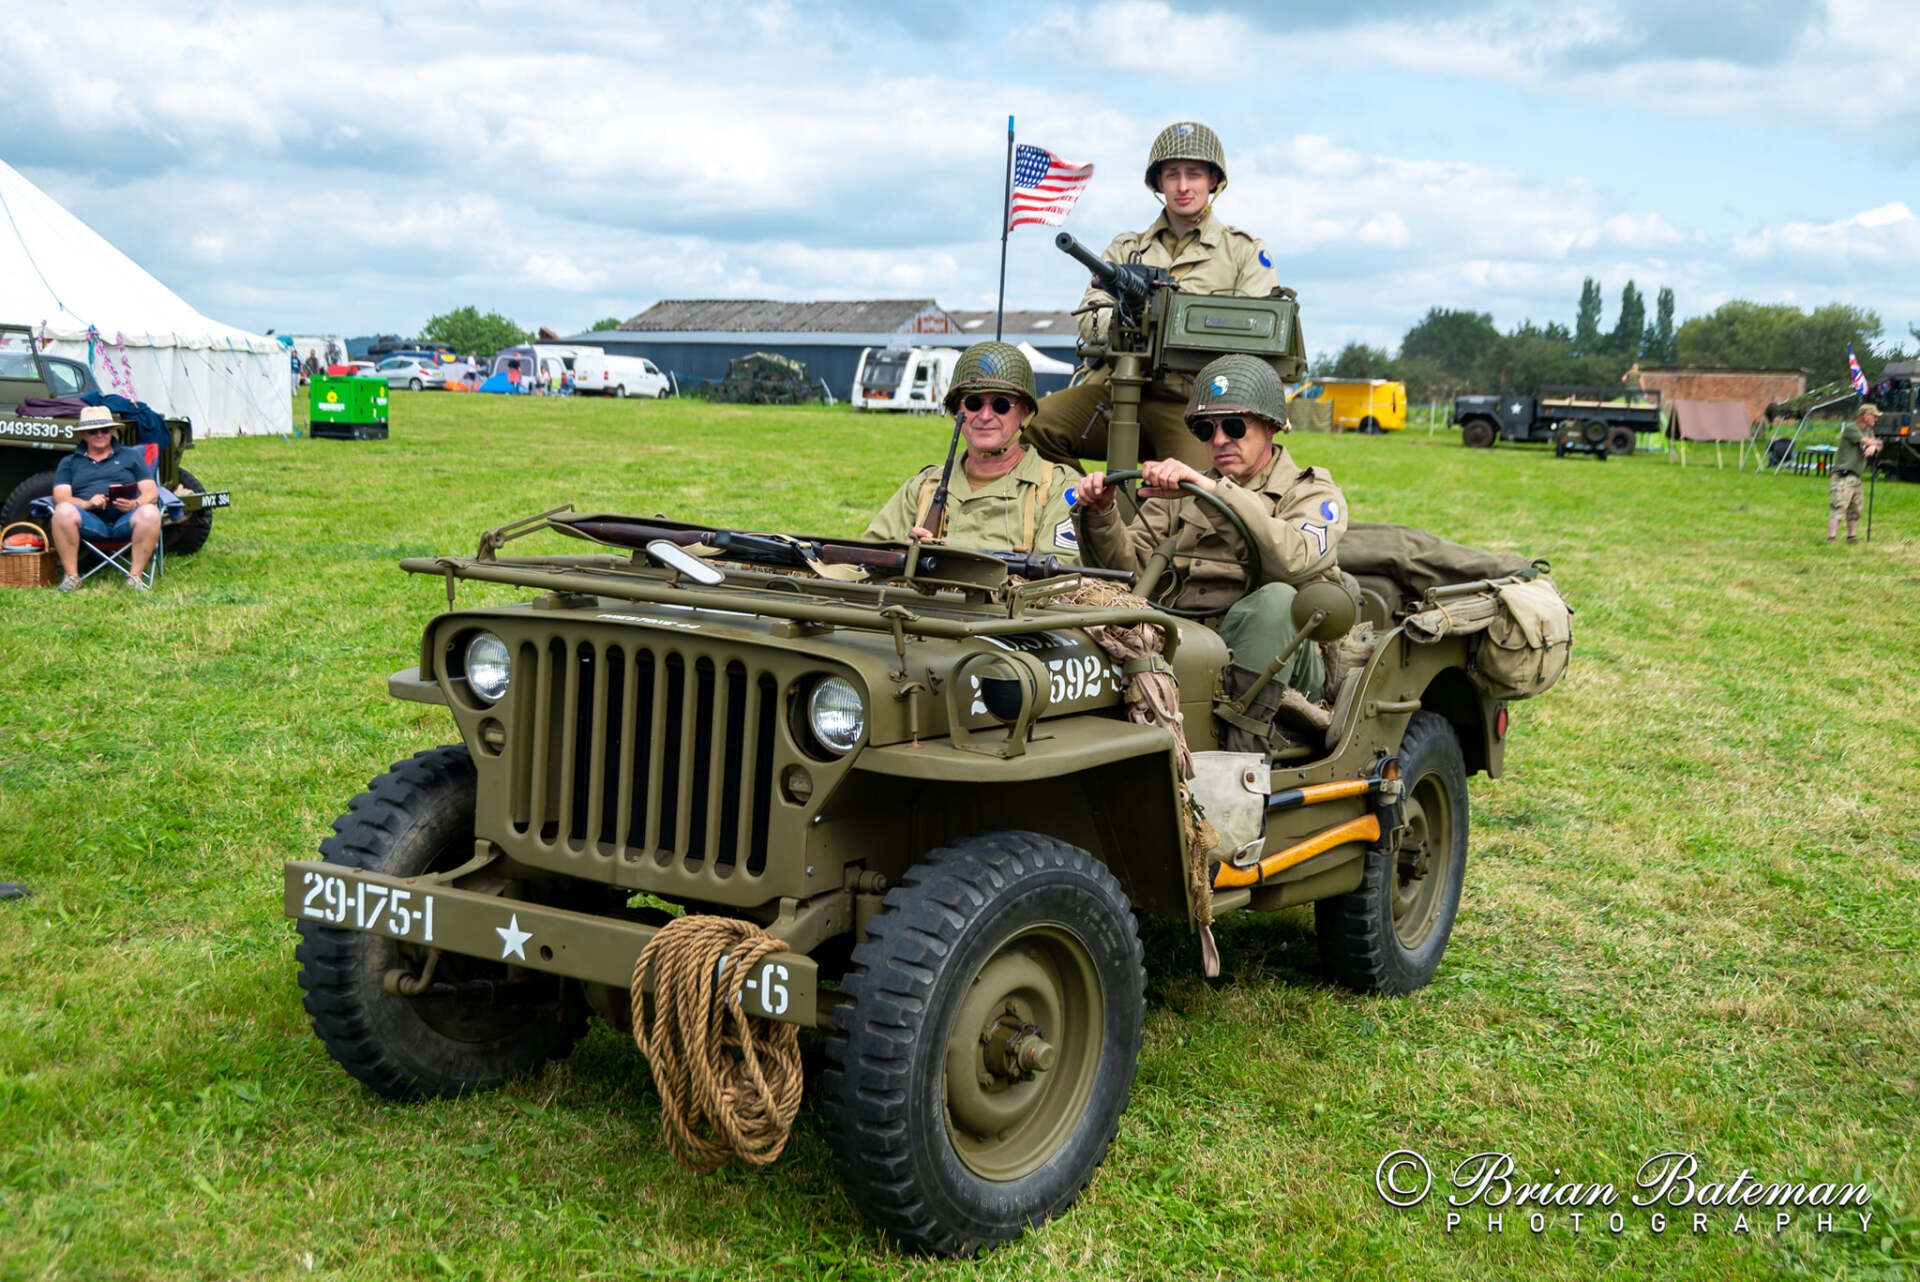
top-left (2, 391), bottom-right (1915, 1280)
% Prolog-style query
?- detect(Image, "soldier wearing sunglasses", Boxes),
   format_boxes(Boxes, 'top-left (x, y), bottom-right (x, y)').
top-left (1076, 354), bottom-right (1347, 696)
top-left (864, 342), bottom-right (1079, 562)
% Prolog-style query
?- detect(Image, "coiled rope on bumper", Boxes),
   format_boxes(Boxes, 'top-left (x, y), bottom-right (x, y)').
top-left (629, 915), bottom-right (803, 1171)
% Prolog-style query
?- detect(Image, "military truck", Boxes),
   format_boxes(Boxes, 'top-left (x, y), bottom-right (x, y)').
top-left (714, 351), bottom-right (825, 405)
top-left (1453, 385), bottom-right (1662, 458)
top-left (1871, 359), bottom-right (1920, 482)
top-left (284, 241), bottom-right (1563, 1255)
top-left (0, 323), bottom-right (230, 552)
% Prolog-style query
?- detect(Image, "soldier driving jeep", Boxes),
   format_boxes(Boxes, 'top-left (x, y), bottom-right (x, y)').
top-left (1076, 353), bottom-right (1346, 698)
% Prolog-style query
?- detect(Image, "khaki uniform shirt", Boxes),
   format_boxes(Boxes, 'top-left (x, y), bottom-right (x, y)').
top-left (864, 448), bottom-right (1081, 562)
top-left (1077, 209), bottom-right (1278, 350)
top-left (1077, 446), bottom-right (1346, 614)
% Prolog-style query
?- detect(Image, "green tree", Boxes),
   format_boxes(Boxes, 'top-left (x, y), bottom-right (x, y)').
top-left (1574, 278), bottom-right (1603, 355)
top-left (419, 306), bottom-right (531, 358)
top-left (1399, 307), bottom-right (1500, 386)
top-left (1321, 341), bottom-right (1395, 379)
top-left (1644, 287), bottom-right (1676, 363)
top-left (1674, 301), bottom-right (1882, 385)
top-left (1607, 281), bottom-right (1645, 357)
top-left (1492, 323), bottom-right (1575, 393)
top-left (584, 316), bottom-right (625, 335)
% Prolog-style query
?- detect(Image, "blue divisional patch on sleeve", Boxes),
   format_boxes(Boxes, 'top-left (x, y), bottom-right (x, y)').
top-left (1320, 499), bottom-right (1340, 522)
top-left (1258, 250), bottom-right (1272, 268)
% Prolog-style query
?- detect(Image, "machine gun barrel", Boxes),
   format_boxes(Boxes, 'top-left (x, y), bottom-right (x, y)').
top-left (1055, 232), bottom-right (1117, 288)
top-left (565, 517), bottom-right (1133, 583)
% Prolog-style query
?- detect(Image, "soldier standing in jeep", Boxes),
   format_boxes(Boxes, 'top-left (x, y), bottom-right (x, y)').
top-left (1023, 121), bottom-right (1278, 472)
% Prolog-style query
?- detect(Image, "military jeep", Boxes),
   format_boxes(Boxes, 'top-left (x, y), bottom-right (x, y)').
top-left (282, 501), bottom-right (1551, 1253)
top-left (0, 323), bottom-right (230, 553)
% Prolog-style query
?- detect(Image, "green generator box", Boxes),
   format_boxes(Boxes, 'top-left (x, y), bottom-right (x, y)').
top-left (309, 375), bottom-right (389, 440)
top-left (1152, 289), bottom-right (1307, 381)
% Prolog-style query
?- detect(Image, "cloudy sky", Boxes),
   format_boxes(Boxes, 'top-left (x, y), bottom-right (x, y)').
top-left (5, 0), bottom-right (1918, 355)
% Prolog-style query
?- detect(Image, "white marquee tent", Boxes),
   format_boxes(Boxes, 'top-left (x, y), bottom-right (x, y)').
top-left (0, 158), bottom-right (289, 436)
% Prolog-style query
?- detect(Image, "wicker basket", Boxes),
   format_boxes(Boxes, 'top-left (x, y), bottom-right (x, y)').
top-left (0, 521), bottom-right (58, 589)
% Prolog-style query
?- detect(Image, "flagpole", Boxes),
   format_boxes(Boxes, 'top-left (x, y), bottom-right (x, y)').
top-left (995, 115), bottom-right (1014, 343)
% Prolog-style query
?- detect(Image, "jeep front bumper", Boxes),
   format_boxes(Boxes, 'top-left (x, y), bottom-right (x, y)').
top-left (282, 860), bottom-right (819, 1026)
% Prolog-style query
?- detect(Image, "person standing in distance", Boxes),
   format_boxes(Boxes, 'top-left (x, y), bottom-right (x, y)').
top-left (1828, 402), bottom-right (1884, 543)
top-left (1024, 121), bottom-right (1279, 472)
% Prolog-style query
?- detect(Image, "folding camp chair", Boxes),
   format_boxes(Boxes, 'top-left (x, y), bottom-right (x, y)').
top-left (30, 443), bottom-right (182, 588)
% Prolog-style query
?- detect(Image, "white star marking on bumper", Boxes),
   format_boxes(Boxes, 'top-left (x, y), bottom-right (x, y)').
top-left (496, 914), bottom-right (532, 961)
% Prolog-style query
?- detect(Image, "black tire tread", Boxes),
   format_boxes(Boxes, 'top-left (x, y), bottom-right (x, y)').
top-left (1314, 712), bottom-right (1467, 996)
top-left (295, 745), bottom-right (587, 1100)
top-left (161, 466), bottom-right (214, 556)
top-left (1, 471), bottom-right (56, 529)
top-left (820, 831), bottom-right (1145, 1256)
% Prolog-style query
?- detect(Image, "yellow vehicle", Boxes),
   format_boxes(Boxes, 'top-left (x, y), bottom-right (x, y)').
top-left (1291, 377), bottom-right (1407, 433)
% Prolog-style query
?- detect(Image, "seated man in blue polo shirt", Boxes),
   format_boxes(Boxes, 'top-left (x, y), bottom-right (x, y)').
top-left (50, 406), bottom-right (162, 592)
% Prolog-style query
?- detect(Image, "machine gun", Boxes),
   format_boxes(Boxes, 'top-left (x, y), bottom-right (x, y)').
top-left (1053, 231), bottom-right (1309, 477)
top-left (559, 514), bottom-right (1133, 585)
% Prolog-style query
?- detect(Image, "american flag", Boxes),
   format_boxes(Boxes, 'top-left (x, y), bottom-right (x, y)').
top-left (1848, 343), bottom-right (1869, 396)
top-left (1007, 143), bottom-right (1093, 231)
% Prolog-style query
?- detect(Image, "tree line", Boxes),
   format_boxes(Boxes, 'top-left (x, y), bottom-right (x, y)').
top-left (1312, 280), bottom-right (1916, 402)
top-left (415, 307), bottom-right (627, 356)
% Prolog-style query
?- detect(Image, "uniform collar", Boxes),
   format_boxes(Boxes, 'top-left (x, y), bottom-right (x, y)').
top-left (1205, 444), bottom-right (1293, 493)
top-left (956, 446), bottom-right (1049, 497)
top-left (1146, 208), bottom-right (1221, 250)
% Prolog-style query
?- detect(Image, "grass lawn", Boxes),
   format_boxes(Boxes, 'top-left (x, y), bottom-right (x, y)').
top-left (1, 390), bottom-right (1915, 1280)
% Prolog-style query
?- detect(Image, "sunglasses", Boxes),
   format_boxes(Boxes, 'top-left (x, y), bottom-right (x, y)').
top-left (78, 426), bottom-right (114, 435)
top-left (962, 394), bottom-right (1018, 416)
top-left (1188, 416), bottom-right (1250, 443)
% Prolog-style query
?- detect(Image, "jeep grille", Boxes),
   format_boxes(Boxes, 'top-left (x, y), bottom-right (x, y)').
top-left (507, 640), bottom-right (779, 877)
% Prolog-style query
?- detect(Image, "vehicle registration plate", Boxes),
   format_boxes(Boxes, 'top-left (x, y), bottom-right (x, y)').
top-left (298, 869), bottom-right (435, 942)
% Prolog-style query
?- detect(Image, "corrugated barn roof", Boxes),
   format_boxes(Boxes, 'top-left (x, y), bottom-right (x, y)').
top-left (622, 299), bottom-right (954, 334)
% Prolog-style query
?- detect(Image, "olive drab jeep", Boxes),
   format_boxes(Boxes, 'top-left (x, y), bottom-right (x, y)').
top-left (0, 322), bottom-right (231, 553)
top-left (284, 252), bottom-right (1567, 1256)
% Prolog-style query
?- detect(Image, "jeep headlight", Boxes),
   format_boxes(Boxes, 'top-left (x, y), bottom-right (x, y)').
top-left (807, 676), bottom-right (865, 755)
top-left (465, 632), bottom-right (511, 703)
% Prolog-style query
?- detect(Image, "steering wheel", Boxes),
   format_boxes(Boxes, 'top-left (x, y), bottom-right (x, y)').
top-left (1082, 469), bottom-right (1261, 619)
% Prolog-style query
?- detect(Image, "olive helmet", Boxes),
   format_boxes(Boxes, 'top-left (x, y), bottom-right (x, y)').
top-left (1145, 121), bottom-right (1227, 195)
top-left (944, 340), bottom-right (1038, 413)
top-left (1186, 354), bottom-right (1288, 430)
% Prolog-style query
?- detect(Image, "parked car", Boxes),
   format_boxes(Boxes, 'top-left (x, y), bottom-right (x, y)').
top-left (572, 351), bottom-right (670, 398)
top-left (376, 357), bottom-right (448, 392)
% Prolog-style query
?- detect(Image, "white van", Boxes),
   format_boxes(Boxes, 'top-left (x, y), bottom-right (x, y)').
top-left (852, 346), bottom-right (959, 411)
top-left (573, 351), bottom-right (671, 399)
top-left (489, 344), bottom-right (603, 389)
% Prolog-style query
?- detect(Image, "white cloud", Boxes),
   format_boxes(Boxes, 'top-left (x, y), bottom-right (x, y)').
top-left (1733, 202), bottom-right (1920, 263)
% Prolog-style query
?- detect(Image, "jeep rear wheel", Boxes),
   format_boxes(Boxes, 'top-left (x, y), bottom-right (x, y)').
top-left (295, 745), bottom-right (587, 1100)
top-left (1315, 712), bottom-right (1468, 995)
top-left (1605, 426), bottom-right (1636, 456)
top-left (1461, 419), bottom-right (1495, 448)
top-left (821, 831), bottom-right (1145, 1256)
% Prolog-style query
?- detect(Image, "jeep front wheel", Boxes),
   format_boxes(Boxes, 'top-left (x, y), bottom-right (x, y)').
top-left (295, 745), bottom-right (587, 1100)
top-left (821, 831), bottom-right (1145, 1256)
top-left (1461, 419), bottom-right (1495, 448)
top-left (1314, 711), bottom-right (1468, 995)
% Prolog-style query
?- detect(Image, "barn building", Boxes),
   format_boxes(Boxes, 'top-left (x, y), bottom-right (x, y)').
top-left (563, 301), bottom-right (1080, 399)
